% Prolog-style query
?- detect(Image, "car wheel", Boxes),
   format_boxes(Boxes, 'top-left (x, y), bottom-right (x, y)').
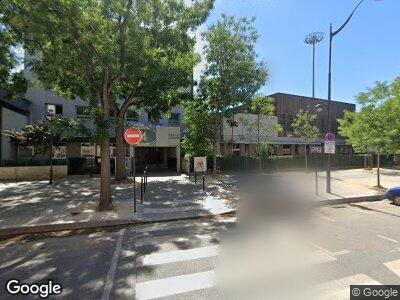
top-left (393, 195), bottom-right (400, 206)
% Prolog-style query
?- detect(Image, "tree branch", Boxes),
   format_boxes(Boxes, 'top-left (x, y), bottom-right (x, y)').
top-left (119, 82), bottom-right (142, 116)
top-left (110, 0), bottom-right (133, 89)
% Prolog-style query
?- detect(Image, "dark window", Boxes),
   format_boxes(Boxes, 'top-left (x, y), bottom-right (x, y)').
top-left (169, 113), bottom-right (180, 125)
top-left (46, 103), bottom-right (63, 116)
top-left (76, 105), bottom-right (90, 117)
top-left (126, 109), bottom-right (139, 121)
top-left (245, 144), bottom-right (250, 154)
top-left (279, 113), bottom-right (286, 126)
top-left (287, 114), bottom-right (293, 131)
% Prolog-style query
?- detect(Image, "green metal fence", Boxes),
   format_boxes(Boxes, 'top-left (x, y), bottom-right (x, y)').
top-left (216, 154), bottom-right (396, 172)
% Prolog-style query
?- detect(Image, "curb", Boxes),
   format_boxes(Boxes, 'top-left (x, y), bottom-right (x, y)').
top-left (0, 195), bottom-right (386, 238)
top-left (0, 209), bottom-right (237, 238)
top-left (314, 194), bottom-right (386, 207)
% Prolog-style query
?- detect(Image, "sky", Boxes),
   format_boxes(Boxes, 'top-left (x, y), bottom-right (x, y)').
top-left (194, 0), bottom-right (400, 106)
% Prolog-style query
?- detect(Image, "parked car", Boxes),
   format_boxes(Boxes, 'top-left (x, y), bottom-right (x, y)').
top-left (386, 187), bottom-right (400, 205)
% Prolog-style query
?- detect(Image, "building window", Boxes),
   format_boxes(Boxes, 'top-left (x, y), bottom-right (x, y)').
top-left (126, 108), bottom-right (139, 122)
top-left (279, 113), bottom-right (286, 126)
top-left (76, 105), bottom-right (90, 118)
top-left (287, 114), bottom-right (293, 131)
top-left (169, 113), bottom-right (180, 125)
top-left (245, 144), bottom-right (250, 154)
top-left (46, 103), bottom-right (63, 116)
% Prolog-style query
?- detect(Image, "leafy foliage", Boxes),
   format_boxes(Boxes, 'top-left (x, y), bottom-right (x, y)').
top-left (241, 94), bottom-right (282, 156)
top-left (291, 109), bottom-right (320, 143)
top-left (4, 116), bottom-right (89, 157)
top-left (1, 0), bottom-right (214, 205)
top-left (182, 99), bottom-right (214, 157)
top-left (0, 24), bottom-right (27, 99)
top-left (197, 15), bottom-right (267, 172)
top-left (339, 77), bottom-right (400, 154)
top-left (338, 77), bottom-right (400, 187)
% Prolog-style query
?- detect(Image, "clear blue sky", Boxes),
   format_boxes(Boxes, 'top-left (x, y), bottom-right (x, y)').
top-left (203, 0), bottom-right (400, 105)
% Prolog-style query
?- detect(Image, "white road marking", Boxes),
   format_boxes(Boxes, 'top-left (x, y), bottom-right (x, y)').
top-left (135, 270), bottom-right (215, 300)
top-left (141, 245), bottom-right (218, 266)
top-left (308, 250), bottom-right (337, 264)
top-left (318, 215), bottom-right (335, 222)
top-left (316, 273), bottom-right (381, 299)
top-left (384, 259), bottom-right (400, 276)
top-left (377, 235), bottom-right (399, 243)
top-left (135, 233), bottom-right (216, 248)
top-left (310, 242), bottom-right (350, 257)
top-left (101, 229), bottom-right (126, 300)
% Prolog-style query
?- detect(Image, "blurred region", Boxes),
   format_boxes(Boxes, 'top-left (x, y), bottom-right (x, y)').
top-left (215, 174), bottom-right (318, 299)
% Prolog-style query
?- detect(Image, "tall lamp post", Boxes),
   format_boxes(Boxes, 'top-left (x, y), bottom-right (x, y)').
top-left (325, 0), bottom-right (382, 193)
top-left (304, 32), bottom-right (324, 98)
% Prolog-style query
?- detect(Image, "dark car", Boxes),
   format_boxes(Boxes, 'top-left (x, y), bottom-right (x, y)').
top-left (386, 186), bottom-right (400, 205)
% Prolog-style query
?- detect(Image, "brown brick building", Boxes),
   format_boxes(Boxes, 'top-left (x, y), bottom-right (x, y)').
top-left (268, 93), bottom-right (356, 156)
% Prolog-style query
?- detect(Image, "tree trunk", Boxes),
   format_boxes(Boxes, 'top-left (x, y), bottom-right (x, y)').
top-left (114, 115), bottom-right (127, 181)
top-left (376, 148), bottom-right (381, 188)
top-left (231, 126), bottom-right (234, 157)
top-left (98, 138), bottom-right (112, 210)
top-left (304, 143), bottom-right (308, 172)
top-left (97, 69), bottom-right (112, 211)
top-left (213, 122), bottom-right (219, 176)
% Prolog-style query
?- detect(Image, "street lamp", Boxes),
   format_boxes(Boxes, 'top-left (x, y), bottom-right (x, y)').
top-left (325, 0), bottom-right (382, 193)
top-left (305, 32), bottom-right (324, 98)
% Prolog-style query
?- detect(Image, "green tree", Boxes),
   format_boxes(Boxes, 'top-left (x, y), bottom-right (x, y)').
top-left (291, 109), bottom-right (320, 171)
top-left (182, 99), bottom-right (214, 157)
top-left (339, 77), bottom-right (400, 187)
top-left (226, 116), bottom-right (238, 156)
top-left (5, 116), bottom-right (89, 155)
top-left (241, 94), bottom-right (281, 170)
top-left (1, 0), bottom-right (213, 210)
top-left (0, 25), bottom-right (27, 98)
top-left (198, 15), bottom-right (267, 175)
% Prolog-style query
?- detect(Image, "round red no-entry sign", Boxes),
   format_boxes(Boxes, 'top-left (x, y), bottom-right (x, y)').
top-left (124, 127), bottom-right (143, 145)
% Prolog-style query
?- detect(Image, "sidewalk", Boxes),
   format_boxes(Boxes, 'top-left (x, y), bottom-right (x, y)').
top-left (0, 173), bottom-right (238, 236)
top-left (0, 168), bottom-right (393, 236)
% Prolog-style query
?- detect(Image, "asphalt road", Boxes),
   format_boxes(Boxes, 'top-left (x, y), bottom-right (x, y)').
top-left (1, 200), bottom-right (400, 299)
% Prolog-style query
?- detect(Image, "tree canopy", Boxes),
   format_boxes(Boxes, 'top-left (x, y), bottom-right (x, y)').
top-left (1, 0), bottom-right (214, 208)
top-left (0, 24), bottom-right (27, 99)
top-left (4, 116), bottom-right (89, 158)
top-left (339, 77), bottom-right (400, 154)
top-left (196, 14), bottom-right (267, 173)
top-left (338, 77), bottom-right (400, 187)
top-left (291, 109), bottom-right (320, 143)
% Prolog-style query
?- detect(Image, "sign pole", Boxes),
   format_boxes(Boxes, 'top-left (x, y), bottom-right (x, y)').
top-left (124, 127), bottom-right (143, 214)
top-left (315, 151), bottom-right (318, 195)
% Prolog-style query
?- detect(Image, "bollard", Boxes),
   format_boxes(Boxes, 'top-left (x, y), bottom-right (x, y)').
top-left (202, 173), bottom-right (205, 191)
top-left (133, 175), bottom-right (136, 213)
top-left (141, 177), bottom-right (143, 203)
top-left (143, 171), bottom-right (147, 193)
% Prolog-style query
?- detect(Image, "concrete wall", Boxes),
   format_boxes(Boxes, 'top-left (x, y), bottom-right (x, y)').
top-left (1, 107), bottom-right (29, 161)
top-left (0, 165), bottom-right (68, 181)
top-left (222, 113), bottom-right (278, 143)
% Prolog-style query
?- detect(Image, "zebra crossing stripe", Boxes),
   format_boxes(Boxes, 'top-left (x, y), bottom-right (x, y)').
top-left (384, 259), bottom-right (400, 276)
top-left (140, 245), bottom-right (218, 266)
top-left (135, 270), bottom-right (215, 300)
top-left (316, 273), bottom-right (381, 299)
